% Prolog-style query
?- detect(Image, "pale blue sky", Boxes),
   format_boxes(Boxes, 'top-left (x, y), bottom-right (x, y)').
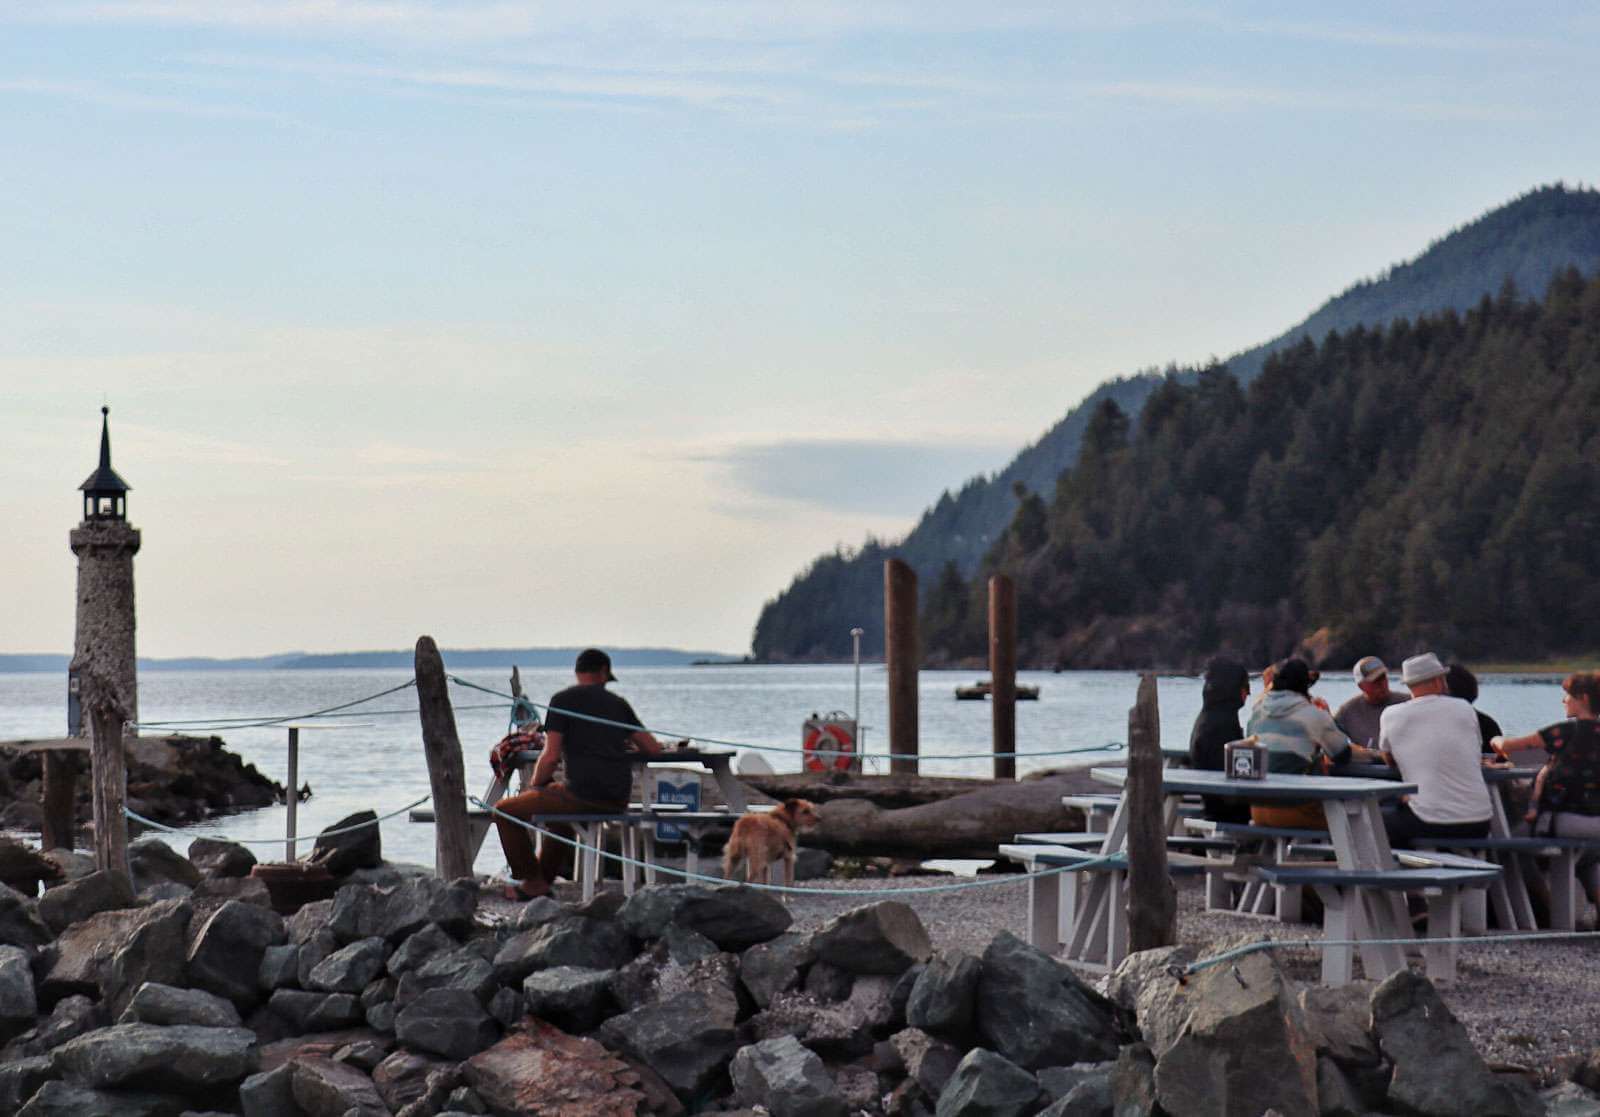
top-left (3, 2), bottom-right (1597, 657)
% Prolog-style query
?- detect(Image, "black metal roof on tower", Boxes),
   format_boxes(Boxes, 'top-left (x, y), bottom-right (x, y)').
top-left (79, 406), bottom-right (131, 494)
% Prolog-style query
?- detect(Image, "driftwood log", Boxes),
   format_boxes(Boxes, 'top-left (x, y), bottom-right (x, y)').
top-left (738, 772), bottom-right (998, 810)
top-left (1125, 673), bottom-right (1176, 951)
top-left (802, 771), bottom-right (1102, 860)
top-left (415, 635), bottom-right (474, 880)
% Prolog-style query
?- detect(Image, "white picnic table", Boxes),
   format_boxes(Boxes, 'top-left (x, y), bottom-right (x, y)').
top-left (1025, 766), bottom-right (1420, 981)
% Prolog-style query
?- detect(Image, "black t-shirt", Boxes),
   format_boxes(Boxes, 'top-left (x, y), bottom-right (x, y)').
top-left (544, 684), bottom-right (643, 805)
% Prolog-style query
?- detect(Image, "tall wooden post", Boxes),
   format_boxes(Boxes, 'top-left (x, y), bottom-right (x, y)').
top-left (85, 669), bottom-right (130, 881)
top-left (1125, 673), bottom-right (1175, 952)
top-left (41, 752), bottom-right (77, 850)
top-left (988, 575), bottom-right (1017, 780)
top-left (884, 559), bottom-right (920, 775)
top-left (415, 636), bottom-right (474, 880)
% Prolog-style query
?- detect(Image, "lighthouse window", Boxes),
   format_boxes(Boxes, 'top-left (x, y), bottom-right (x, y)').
top-left (99, 497), bottom-right (113, 514)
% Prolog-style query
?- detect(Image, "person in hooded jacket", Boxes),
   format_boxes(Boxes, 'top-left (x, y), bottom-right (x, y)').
top-left (1187, 657), bottom-right (1253, 824)
top-left (1245, 657), bottom-right (1381, 829)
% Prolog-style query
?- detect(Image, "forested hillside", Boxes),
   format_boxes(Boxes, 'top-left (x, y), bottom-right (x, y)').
top-left (920, 269), bottom-right (1600, 669)
top-left (752, 183), bottom-right (1600, 661)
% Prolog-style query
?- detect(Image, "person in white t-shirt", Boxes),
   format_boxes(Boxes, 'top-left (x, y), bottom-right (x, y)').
top-left (1378, 652), bottom-right (1492, 848)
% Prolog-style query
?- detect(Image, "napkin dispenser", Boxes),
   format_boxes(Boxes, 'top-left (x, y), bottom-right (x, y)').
top-left (1224, 736), bottom-right (1267, 780)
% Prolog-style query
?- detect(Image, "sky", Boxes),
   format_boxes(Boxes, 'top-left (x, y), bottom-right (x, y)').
top-left (3, 2), bottom-right (1598, 659)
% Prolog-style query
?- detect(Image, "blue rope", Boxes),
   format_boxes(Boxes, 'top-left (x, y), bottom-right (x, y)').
top-left (448, 675), bottom-right (1125, 763)
top-left (474, 796), bottom-right (1113, 895)
top-left (125, 795), bottom-right (431, 849)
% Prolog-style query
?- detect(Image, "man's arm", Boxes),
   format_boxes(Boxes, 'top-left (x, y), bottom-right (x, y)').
top-left (531, 732), bottom-right (564, 787)
top-left (628, 730), bottom-right (667, 757)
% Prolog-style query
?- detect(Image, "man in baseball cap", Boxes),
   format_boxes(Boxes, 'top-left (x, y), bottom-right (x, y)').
top-left (1334, 655), bottom-right (1409, 750)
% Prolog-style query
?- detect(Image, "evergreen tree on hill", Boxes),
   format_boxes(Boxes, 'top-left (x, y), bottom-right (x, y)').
top-left (751, 183), bottom-right (1600, 661)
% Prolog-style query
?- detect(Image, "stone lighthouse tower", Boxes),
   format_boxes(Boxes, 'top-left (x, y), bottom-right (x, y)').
top-left (70, 406), bottom-right (140, 729)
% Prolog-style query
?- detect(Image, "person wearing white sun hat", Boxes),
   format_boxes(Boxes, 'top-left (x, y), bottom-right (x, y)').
top-left (1376, 652), bottom-right (1492, 848)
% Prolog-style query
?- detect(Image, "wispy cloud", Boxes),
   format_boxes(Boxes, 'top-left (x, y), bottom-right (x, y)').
top-left (0, 76), bottom-right (292, 120)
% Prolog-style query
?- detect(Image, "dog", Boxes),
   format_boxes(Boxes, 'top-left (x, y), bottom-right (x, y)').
top-left (722, 798), bottom-right (820, 888)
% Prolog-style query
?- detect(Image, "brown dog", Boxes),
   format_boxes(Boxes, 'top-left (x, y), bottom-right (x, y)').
top-left (723, 798), bottom-right (820, 887)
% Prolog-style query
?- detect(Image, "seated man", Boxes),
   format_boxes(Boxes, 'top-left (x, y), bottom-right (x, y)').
top-left (1378, 653), bottom-right (1492, 848)
top-left (1334, 655), bottom-right (1409, 750)
top-left (493, 648), bottom-right (670, 898)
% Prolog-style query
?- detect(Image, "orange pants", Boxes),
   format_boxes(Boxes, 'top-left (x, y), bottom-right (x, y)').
top-left (493, 783), bottom-right (626, 889)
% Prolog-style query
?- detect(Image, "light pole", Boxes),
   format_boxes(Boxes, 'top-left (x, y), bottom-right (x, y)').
top-left (850, 627), bottom-right (864, 751)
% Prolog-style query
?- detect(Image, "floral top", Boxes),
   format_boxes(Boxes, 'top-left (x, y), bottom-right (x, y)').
top-left (1537, 718), bottom-right (1600, 815)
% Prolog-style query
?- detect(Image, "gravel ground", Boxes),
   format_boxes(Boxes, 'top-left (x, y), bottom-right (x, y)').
top-left (485, 870), bottom-right (1600, 1081)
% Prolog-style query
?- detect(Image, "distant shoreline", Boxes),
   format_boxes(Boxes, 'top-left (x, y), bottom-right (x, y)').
top-left (0, 645), bottom-right (737, 674)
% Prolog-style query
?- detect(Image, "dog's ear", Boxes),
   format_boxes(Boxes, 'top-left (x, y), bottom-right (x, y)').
top-left (782, 798), bottom-right (802, 812)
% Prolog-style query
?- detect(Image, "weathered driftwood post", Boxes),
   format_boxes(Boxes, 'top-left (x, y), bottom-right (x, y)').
top-left (415, 636), bottom-right (474, 880)
top-left (41, 751), bottom-right (78, 851)
top-left (988, 574), bottom-right (1017, 780)
top-left (85, 668), bottom-right (131, 880)
top-left (1125, 672), bottom-right (1175, 952)
top-left (884, 559), bottom-right (920, 775)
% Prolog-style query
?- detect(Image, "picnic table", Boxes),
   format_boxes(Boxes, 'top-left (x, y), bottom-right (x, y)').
top-left (1021, 766), bottom-right (1427, 982)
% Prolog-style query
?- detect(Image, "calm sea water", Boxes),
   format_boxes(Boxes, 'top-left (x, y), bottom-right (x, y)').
top-left (0, 665), bottom-right (1570, 877)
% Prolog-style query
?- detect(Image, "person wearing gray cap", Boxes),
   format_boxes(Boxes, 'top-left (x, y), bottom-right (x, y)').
top-left (1334, 656), bottom-right (1409, 749)
top-left (1376, 652), bottom-right (1492, 848)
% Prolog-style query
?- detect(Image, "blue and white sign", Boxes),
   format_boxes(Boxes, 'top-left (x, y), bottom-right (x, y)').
top-left (649, 769), bottom-right (702, 843)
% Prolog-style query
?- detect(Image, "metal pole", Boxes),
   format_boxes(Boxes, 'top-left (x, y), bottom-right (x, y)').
top-left (285, 726), bottom-right (299, 862)
top-left (851, 627), bottom-right (863, 745)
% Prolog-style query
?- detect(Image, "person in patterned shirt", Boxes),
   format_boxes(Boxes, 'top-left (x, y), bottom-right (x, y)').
top-left (1493, 671), bottom-right (1600, 908)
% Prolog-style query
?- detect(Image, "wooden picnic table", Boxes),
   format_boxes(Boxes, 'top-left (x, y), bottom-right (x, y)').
top-left (1052, 766), bottom-right (1419, 981)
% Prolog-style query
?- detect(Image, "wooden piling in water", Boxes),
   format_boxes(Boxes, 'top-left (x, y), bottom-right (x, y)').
top-left (884, 559), bottom-right (920, 775)
top-left (988, 574), bottom-right (1017, 780)
top-left (415, 636), bottom-right (475, 880)
top-left (1125, 673), bottom-right (1175, 952)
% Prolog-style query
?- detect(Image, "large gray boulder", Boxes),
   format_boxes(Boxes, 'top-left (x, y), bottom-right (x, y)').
top-left (1150, 947), bottom-right (1318, 1117)
top-left (494, 914), bottom-right (634, 984)
top-left (1110, 1043), bottom-right (1159, 1117)
top-left (186, 899), bottom-right (286, 1008)
top-left (1297, 982), bottom-right (1381, 1068)
top-left (41, 897), bottom-right (191, 1015)
top-left (285, 898), bottom-right (335, 945)
top-left (908, 951), bottom-right (980, 1042)
top-left (395, 987), bottom-right (499, 1060)
top-left (387, 922), bottom-right (456, 977)
top-left (396, 943), bottom-right (498, 1007)
top-left (739, 931), bottom-right (815, 1008)
top-left (128, 837), bottom-right (203, 890)
top-left (618, 883), bottom-right (792, 950)
top-left (974, 932), bottom-right (1122, 1070)
top-left (935, 1048), bottom-right (1043, 1117)
top-left (307, 811), bottom-right (383, 877)
top-left (187, 837), bottom-right (257, 880)
top-left (598, 985), bottom-right (740, 1101)
top-left (49, 1022), bottom-right (258, 1093)
top-left (36, 870), bottom-right (136, 934)
top-left (14, 993), bottom-right (102, 1057)
top-left (238, 1061), bottom-right (296, 1117)
top-left (291, 1054), bottom-right (389, 1117)
top-left (306, 936), bottom-right (389, 994)
top-left (329, 876), bottom-right (476, 944)
top-left (810, 901), bottom-right (933, 975)
top-left (1372, 970), bottom-right (1543, 1117)
top-left (731, 1035), bottom-right (847, 1117)
top-left (0, 943), bottom-right (38, 1039)
top-left (258, 943), bottom-right (299, 992)
top-left (0, 1054), bottom-right (53, 1114)
top-left (0, 881), bottom-right (52, 949)
top-left (266, 989), bottom-right (364, 1032)
top-left (15, 1080), bottom-right (186, 1117)
top-left (117, 981), bottom-right (242, 1028)
top-left (522, 966), bottom-right (616, 1032)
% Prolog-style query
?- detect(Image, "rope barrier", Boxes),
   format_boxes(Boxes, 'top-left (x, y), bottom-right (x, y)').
top-left (124, 794), bottom-right (432, 849)
top-left (1182, 925), bottom-right (1600, 975)
top-left (473, 796), bottom-right (1113, 896)
top-left (132, 679), bottom-right (420, 732)
top-left (447, 675), bottom-right (1125, 763)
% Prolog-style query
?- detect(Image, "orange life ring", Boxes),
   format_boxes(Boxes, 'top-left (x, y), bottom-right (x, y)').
top-left (803, 723), bottom-right (854, 773)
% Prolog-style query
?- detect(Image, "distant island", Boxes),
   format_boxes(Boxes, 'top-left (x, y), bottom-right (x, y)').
top-left (0, 646), bottom-right (739, 674)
